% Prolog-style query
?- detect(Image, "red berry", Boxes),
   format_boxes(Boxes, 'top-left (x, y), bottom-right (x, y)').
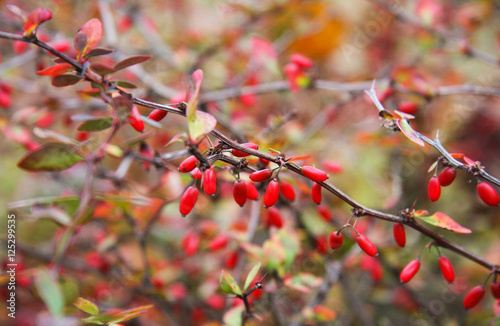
top-left (279, 180), bottom-right (296, 201)
top-left (182, 231), bottom-right (200, 256)
top-left (258, 157), bottom-right (270, 166)
top-left (208, 234), bottom-right (229, 251)
top-left (463, 285), bottom-right (485, 309)
top-left (249, 169), bottom-right (272, 182)
top-left (428, 176), bottom-right (441, 201)
top-left (477, 182), bottom-right (499, 207)
top-left (400, 259), bottom-right (421, 283)
top-left (128, 106), bottom-right (144, 132)
top-left (233, 181), bottom-right (248, 207)
top-left (438, 256), bottom-right (455, 283)
top-left (267, 207), bottom-right (283, 228)
top-left (356, 234), bottom-right (378, 257)
top-left (128, 114), bottom-right (144, 132)
top-left (315, 236), bottom-right (329, 254)
top-left (232, 142), bottom-right (258, 157)
top-left (290, 53), bottom-right (314, 69)
top-left (179, 186), bottom-right (198, 216)
top-left (35, 112), bottom-right (56, 128)
top-left (205, 294), bottom-right (225, 310)
top-left (148, 108), bottom-right (168, 122)
top-left (140, 142), bottom-right (154, 171)
top-left (361, 256), bottom-right (384, 283)
top-left (245, 181), bottom-right (259, 200)
top-left (302, 166), bottom-right (328, 182)
top-left (225, 251), bottom-right (239, 269)
top-left (203, 167), bottom-right (216, 196)
top-left (438, 167), bottom-right (456, 187)
top-left (317, 204), bottom-right (332, 222)
top-left (328, 231), bottom-right (343, 249)
top-left (179, 155), bottom-right (198, 173)
top-left (393, 223), bottom-right (406, 247)
top-left (397, 101), bottom-right (419, 115)
top-left (263, 180), bottom-right (279, 208)
top-left (491, 282), bottom-right (500, 299)
top-left (191, 167), bottom-right (203, 180)
top-left (311, 182), bottom-right (322, 204)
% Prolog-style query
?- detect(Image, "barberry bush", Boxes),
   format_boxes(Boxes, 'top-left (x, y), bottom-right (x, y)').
top-left (1, 0), bottom-right (500, 325)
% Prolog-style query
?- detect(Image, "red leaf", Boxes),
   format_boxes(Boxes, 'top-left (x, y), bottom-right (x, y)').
top-left (36, 63), bottom-right (73, 76)
top-left (75, 18), bottom-right (103, 60)
top-left (114, 55), bottom-right (152, 71)
top-left (416, 212), bottom-right (471, 234)
top-left (23, 7), bottom-right (52, 36)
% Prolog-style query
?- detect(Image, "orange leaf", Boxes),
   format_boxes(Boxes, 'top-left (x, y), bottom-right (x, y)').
top-left (416, 212), bottom-right (471, 234)
top-left (395, 119), bottom-right (425, 147)
top-left (75, 18), bottom-right (103, 61)
top-left (36, 63), bottom-right (73, 76)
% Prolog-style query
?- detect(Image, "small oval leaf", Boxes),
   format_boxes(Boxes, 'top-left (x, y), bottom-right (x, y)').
top-left (73, 297), bottom-right (99, 316)
top-left (52, 74), bottom-right (82, 87)
top-left (17, 142), bottom-right (85, 172)
top-left (220, 270), bottom-right (242, 296)
top-left (114, 55), bottom-right (152, 71)
top-left (36, 63), bottom-right (74, 76)
top-left (395, 119), bottom-right (425, 147)
top-left (416, 212), bottom-right (471, 234)
top-left (77, 117), bottom-right (113, 131)
top-left (244, 262), bottom-right (261, 291)
top-left (85, 47), bottom-right (114, 58)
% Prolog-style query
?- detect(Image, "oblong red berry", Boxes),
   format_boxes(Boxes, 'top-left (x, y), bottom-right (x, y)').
top-left (263, 180), bottom-right (279, 208)
top-left (491, 282), bottom-right (500, 299)
top-left (232, 143), bottom-right (258, 157)
top-left (311, 182), bottom-right (322, 204)
top-left (203, 167), bottom-right (216, 196)
top-left (245, 181), bottom-right (259, 200)
top-left (225, 251), bottom-right (239, 269)
top-left (233, 180), bottom-right (248, 207)
top-left (438, 167), bottom-right (456, 187)
top-left (279, 180), bottom-right (296, 201)
top-left (400, 259), bottom-right (421, 283)
top-left (428, 177), bottom-right (441, 201)
top-left (128, 114), bottom-right (144, 132)
top-left (208, 234), bottom-right (229, 251)
top-left (267, 207), bottom-right (283, 228)
top-left (356, 234), bottom-right (378, 257)
top-left (302, 166), bottom-right (328, 182)
top-left (317, 205), bottom-right (332, 222)
top-left (191, 167), bottom-right (203, 180)
top-left (249, 169), bottom-right (272, 182)
top-left (438, 256), bottom-right (455, 283)
top-left (328, 231), bottom-right (343, 249)
top-left (182, 231), bottom-right (200, 256)
top-left (463, 285), bottom-right (485, 309)
top-left (148, 108), bottom-right (168, 122)
top-left (179, 186), bottom-right (198, 216)
top-left (477, 182), bottom-right (499, 207)
top-left (393, 223), bottom-right (406, 247)
top-left (179, 155), bottom-right (198, 173)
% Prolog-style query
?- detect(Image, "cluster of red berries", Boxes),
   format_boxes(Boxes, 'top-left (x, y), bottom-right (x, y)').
top-left (463, 277), bottom-right (500, 310)
top-left (428, 166), bottom-right (499, 206)
top-left (399, 255), bottom-right (455, 284)
top-left (177, 140), bottom-right (331, 217)
top-left (284, 54), bottom-right (314, 92)
top-left (328, 226), bottom-right (378, 257)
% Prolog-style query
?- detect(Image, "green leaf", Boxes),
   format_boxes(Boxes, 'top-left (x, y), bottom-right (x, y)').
top-left (223, 305), bottom-right (244, 326)
top-left (17, 142), bottom-right (85, 172)
top-left (188, 110), bottom-right (217, 142)
top-left (284, 273), bottom-right (322, 293)
top-left (416, 212), bottom-right (471, 234)
top-left (35, 268), bottom-right (64, 316)
top-left (74, 297), bottom-right (99, 316)
top-left (52, 74), bottom-right (82, 87)
top-left (395, 119), bottom-right (425, 147)
top-left (186, 69), bottom-right (216, 142)
top-left (114, 55), bottom-right (152, 71)
top-left (114, 80), bottom-right (137, 89)
top-left (220, 270), bottom-right (242, 296)
top-left (8, 195), bottom-right (80, 209)
top-left (30, 206), bottom-right (71, 226)
top-left (82, 305), bottom-right (153, 324)
top-left (77, 117), bottom-right (113, 132)
top-left (243, 262), bottom-right (261, 291)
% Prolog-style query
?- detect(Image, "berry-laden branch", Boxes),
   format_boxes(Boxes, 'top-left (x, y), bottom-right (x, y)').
top-left (0, 17), bottom-right (497, 273)
top-left (1, 7), bottom-right (500, 322)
